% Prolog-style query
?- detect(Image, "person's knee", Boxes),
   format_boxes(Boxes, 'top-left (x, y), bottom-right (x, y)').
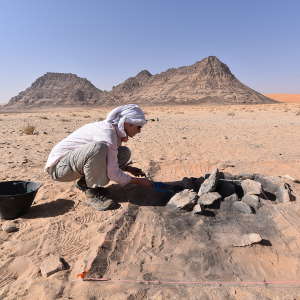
top-left (118, 146), bottom-right (131, 167)
top-left (119, 146), bottom-right (131, 158)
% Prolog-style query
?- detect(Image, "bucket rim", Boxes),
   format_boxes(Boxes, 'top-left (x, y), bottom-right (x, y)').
top-left (0, 180), bottom-right (42, 197)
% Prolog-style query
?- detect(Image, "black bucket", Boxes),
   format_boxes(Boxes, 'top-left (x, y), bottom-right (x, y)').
top-left (0, 181), bottom-right (42, 220)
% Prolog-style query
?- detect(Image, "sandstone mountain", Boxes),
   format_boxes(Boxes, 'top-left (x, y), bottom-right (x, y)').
top-left (6, 72), bottom-right (112, 108)
top-left (111, 56), bottom-right (276, 104)
top-left (5, 56), bottom-right (276, 107)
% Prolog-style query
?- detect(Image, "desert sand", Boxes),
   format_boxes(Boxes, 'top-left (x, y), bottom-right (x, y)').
top-left (1, 102), bottom-right (300, 299)
top-left (265, 94), bottom-right (300, 103)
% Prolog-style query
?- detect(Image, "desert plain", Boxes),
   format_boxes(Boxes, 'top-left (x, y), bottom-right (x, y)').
top-left (1, 100), bottom-right (300, 299)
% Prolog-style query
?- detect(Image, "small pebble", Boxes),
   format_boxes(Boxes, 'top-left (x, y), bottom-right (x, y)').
top-left (2, 222), bottom-right (19, 233)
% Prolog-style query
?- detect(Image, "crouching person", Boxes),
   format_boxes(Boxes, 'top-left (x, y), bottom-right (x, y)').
top-left (45, 104), bottom-right (152, 211)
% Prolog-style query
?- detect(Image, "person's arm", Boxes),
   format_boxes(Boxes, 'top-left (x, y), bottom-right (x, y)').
top-left (122, 165), bottom-right (146, 177)
top-left (130, 177), bottom-right (153, 187)
top-left (106, 145), bottom-right (132, 185)
top-left (106, 145), bottom-right (152, 187)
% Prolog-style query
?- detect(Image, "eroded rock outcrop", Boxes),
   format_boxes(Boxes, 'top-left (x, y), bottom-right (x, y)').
top-left (6, 72), bottom-right (112, 108)
top-left (5, 56), bottom-right (277, 108)
top-left (110, 56), bottom-right (277, 105)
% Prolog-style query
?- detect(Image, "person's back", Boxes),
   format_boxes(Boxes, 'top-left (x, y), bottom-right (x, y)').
top-left (45, 121), bottom-right (118, 171)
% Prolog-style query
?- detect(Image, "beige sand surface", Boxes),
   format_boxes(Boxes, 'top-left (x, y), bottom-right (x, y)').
top-left (265, 94), bottom-right (300, 103)
top-left (1, 103), bottom-right (300, 299)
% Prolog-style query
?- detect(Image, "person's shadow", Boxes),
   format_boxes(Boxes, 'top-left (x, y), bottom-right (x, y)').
top-left (105, 177), bottom-right (203, 207)
top-left (22, 199), bottom-right (75, 219)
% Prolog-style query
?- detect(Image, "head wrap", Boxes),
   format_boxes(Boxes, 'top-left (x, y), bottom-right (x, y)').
top-left (105, 104), bottom-right (147, 137)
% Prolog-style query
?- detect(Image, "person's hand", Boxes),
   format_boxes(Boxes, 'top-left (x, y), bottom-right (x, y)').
top-left (130, 177), bottom-right (153, 187)
top-left (125, 166), bottom-right (146, 177)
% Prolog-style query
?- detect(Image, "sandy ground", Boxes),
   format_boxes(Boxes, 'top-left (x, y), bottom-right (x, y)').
top-left (1, 102), bottom-right (300, 299)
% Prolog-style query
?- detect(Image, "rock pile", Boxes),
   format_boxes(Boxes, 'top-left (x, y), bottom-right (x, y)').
top-left (167, 168), bottom-right (296, 215)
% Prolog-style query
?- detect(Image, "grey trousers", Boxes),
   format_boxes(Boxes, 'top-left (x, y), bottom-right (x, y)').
top-left (48, 142), bottom-right (131, 188)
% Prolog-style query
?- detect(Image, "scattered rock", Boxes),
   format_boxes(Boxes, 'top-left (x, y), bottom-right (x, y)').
top-left (1, 222), bottom-right (19, 233)
top-left (254, 175), bottom-right (296, 202)
top-left (241, 179), bottom-right (262, 195)
top-left (169, 172), bottom-right (296, 217)
top-left (143, 272), bottom-right (158, 281)
top-left (242, 194), bottom-right (261, 210)
top-left (193, 204), bottom-right (202, 214)
top-left (220, 193), bottom-right (239, 210)
top-left (198, 168), bottom-right (220, 196)
top-left (224, 193), bottom-right (239, 203)
top-left (277, 183), bottom-right (296, 202)
top-left (225, 173), bottom-right (255, 181)
top-left (40, 255), bottom-right (67, 277)
top-left (167, 190), bottom-right (198, 211)
top-left (232, 201), bottom-right (253, 214)
top-left (219, 162), bottom-right (235, 170)
top-left (21, 158), bottom-right (29, 164)
top-left (232, 233), bottom-right (262, 247)
top-left (198, 192), bottom-right (221, 206)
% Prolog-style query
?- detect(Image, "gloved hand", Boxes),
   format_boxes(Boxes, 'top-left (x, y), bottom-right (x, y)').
top-left (124, 166), bottom-right (146, 177)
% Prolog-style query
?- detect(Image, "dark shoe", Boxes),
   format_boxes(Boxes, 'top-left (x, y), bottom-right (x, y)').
top-left (85, 187), bottom-right (116, 211)
top-left (75, 177), bottom-right (88, 191)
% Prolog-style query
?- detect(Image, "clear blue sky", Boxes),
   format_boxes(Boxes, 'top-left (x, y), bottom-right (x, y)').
top-left (0, 0), bottom-right (299, 103)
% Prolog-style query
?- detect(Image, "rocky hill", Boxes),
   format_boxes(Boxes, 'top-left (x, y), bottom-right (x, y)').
top-left (111, 56), bottom-right (276, 104)
top-left (5, 57), bottom-right (277, 108)
top-left (6, 72), bottom-right (111, 108)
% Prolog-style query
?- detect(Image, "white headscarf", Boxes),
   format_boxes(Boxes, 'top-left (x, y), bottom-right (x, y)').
top-left (105, 104), bottom-right (147, 137)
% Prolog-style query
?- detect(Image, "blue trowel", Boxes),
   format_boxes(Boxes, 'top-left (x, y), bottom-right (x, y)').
top-left (152, 181), bottom-right (184, 195)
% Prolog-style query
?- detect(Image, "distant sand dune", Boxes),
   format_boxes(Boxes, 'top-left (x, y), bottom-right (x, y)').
top-left (265, 94), bottom-right (300, 103)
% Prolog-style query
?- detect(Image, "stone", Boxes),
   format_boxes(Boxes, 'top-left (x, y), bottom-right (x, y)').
top-left (224, 193), bottom-right (239, 202)
top-left (228, 173), bottom-right (255, 181)
top-left (218, 162), bottom-right (235, 170)
top-left (242, 194), bottom-right (261, 210)
top-left (198, 192), bottom-right (222, 206)
top-left (167, 190), bottom-right (198, 211)
top-left (40, 255), bottom-right (66, 277)
top-left (220, 193), bottom-right (239, 210)
top-left (193, 204), bottom-right (202, 214)
top-left (232, 233), bottom-right (262, 247)
top-left (241, 179), bottom-right (262, 195)
top-left (277, 183), bottom-right (296, 202)
top-left (198, 168), bottom-right (220, 196)
top-left (1, 222), bottom-right (18, 233)
top-left (232, 201), bottom-right (253, 214)
top-left (254, 175), bottom-right (296, 202)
